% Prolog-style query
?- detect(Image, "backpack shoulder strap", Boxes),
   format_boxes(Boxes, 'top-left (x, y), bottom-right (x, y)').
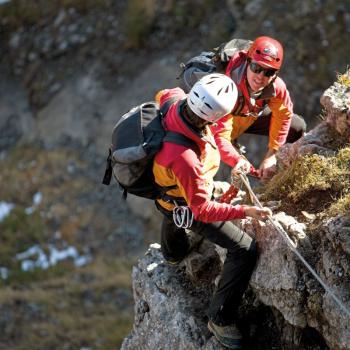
top-left (163, 131), bottom-right (200, 155)
top-left (159, 96), bottom-right (179, 117)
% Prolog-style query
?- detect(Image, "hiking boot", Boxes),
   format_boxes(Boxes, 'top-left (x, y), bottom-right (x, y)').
top-left (208, 320), bottom-right (242, 349)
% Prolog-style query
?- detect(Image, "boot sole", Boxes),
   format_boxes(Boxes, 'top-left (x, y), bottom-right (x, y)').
top-left (207, 321), bottom-right (242, 349)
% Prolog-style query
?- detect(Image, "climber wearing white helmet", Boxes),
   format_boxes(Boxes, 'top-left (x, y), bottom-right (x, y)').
top-left (154, 73), bottom-right (272, 349)
top-left (186, 73), bottom-right (238, 122)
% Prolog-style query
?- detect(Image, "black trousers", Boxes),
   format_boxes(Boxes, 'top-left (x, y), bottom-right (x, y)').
top-left (245, 113), bottom-right (306, 142)
top-left (160, 212), bottom-right (257, 326)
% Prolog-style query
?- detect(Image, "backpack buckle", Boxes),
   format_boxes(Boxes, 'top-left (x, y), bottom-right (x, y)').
top-left (102, 149), bottom-right (113, 185)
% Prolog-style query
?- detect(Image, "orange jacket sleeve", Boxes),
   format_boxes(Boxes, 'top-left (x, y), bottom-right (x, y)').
top-left (267, 79), bottom-right (293, 150)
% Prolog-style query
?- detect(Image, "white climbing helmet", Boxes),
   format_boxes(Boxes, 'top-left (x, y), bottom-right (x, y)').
top-left (187, 73), bottom-right (237, 122)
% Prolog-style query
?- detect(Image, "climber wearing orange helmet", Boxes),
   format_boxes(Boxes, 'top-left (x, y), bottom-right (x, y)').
top-left (212, 36), bottom-right (306, 180)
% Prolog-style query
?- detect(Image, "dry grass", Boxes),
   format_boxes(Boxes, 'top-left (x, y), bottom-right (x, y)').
top-left (0, 255), bottom-right (135, 349)
top-left (0, 145), bottom-right (95, 275)
top-left (0, 144), bottom-right (136, 350)
top-left (121, 0), bottom-right (221, 49)
top-left (122, 0), bottom-right (157, 49)
top-left (0, 145), bottom-right (89, 204)
top-left (337, 69), bottom-right (350, 87)
top-left (0, 0), bottom-right (110, 30)
top-left (262, 146), bottom-right (350, 218)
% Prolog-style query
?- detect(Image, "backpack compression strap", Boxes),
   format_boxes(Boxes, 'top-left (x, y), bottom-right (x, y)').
top-left (159, 97), bottom-right (177, 117)
top-left (163, 131), bottom-right (200, 155)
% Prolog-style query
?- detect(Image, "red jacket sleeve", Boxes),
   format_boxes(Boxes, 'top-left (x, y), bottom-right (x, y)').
top-left (211, 114), bottom-right (241, 167)
top-left (170, 147), bottom-right (245, 222)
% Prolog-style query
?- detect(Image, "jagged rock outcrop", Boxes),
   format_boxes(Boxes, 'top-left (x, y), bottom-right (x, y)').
top-left (277, 72), bottom-right (350, 168)
top-left (122, 72), bottom-right (350, 349)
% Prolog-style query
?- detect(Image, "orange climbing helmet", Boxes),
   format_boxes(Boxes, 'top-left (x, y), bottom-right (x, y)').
top-left (247, 36), bottom-right (283, 70)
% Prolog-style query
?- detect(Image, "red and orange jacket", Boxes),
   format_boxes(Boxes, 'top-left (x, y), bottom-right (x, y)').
top-left (212, 50), bottom-right (294, 167)
top-left (153, 87), bottom-right (246, 223)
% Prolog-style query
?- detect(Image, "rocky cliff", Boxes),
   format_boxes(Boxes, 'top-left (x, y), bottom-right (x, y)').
top-left (121, 72), bottom-right (350, 350)
top-left (0, 1), bottom-right (349, 348)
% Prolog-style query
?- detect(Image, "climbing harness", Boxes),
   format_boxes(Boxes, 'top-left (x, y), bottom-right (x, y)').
top-left (235, 172), bottom-right (350, 319)
top-left (173, 202), bottom-right (194, 229)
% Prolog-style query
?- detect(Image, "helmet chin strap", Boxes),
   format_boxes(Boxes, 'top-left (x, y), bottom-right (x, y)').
top-left (183, 103), bottom-right (209, 130)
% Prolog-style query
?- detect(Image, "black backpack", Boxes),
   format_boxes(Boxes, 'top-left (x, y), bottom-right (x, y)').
top-left (178, 38), bottom-right (252, 92)
top-left (102, 100), bottom-right (198, 200)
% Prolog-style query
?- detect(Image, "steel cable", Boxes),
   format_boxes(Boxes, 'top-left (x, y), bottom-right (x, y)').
top-left (238, 173), bottom-right (350, 319)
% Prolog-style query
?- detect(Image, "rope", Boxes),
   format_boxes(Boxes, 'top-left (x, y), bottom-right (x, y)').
top-left (238, 172), bottom-right (350, 319)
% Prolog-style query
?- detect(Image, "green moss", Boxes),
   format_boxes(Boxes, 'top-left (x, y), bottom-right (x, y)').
top-left (262, 146), bottom-right (350, 217)
top-left (337, 70), bottom-right (350, 87)
top-left (326, 193), bottom-right (350, 218)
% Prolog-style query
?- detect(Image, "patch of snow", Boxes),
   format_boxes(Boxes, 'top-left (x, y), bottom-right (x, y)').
top-left (25, 192), bottom-right (43, 214)
top-left (16, 244), bottom-right (92, 272)
top-left (146, 262), bottom-right (158, 272)
top-left (33, 192), bottom-right (42, 206)
top-left (149, 243), bottom-right (161, 249)
top-left (25, 207), bottom-right (35, 215)
top-left (0, 202), bottom-right (14, 221)
top-left (74, 255), bottom-right (92, 267)
top-left (0, 267), bottom-right (9, 280)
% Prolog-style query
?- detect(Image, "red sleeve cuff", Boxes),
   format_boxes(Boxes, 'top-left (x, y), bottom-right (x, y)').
top-left (232, 205), bottom-right (246, 219)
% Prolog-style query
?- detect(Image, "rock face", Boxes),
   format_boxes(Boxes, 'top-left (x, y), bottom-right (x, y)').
top-left (277, 73), bottom-right (350, 168)
top-left (121, 243), bottom-right (220, 350)
top-left (1, 0), bottom-right (349, 154)
top-left (122, 73), bottom-right (350, 349)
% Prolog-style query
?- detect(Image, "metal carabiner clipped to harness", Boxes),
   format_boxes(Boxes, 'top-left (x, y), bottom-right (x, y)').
top-left (172, 202), bottom-right (194, 229)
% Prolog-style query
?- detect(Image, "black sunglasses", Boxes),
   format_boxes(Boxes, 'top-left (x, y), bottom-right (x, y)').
top-left (249, 61), bottom-right (278, 77)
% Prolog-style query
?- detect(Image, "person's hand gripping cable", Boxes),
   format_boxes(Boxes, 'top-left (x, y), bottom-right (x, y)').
top-left (221, 160), bottom-right (272, 221)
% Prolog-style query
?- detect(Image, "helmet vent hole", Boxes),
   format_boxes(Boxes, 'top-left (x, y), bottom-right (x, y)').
top-left (225, 86), bottom-right (229, 93)
top-left (217, 87), bottom-right (223, 95)
top-left (200, 110), bottom-right (208, 116)
top-left (194, 91), bottom-right (199, 97)
top-left (204, 102), bottom-right (213, 109)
